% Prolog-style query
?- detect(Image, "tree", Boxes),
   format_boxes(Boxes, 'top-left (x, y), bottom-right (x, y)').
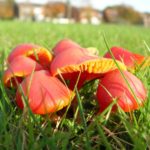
top-left (103, 5), bottom-right (143, 25)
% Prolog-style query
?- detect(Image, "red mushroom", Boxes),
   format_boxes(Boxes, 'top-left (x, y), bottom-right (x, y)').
top-left (52, 39), bottom-right (81, 55)
top-left (16, 70), bottom-right (75, 114)
top-left (51, 46), bottom-right (126, 90)
top-left (104, 46), bottom-right (145, 69)
top-left (96, 70), bottom-right (147, 113)
top-left (3, 56), bottom-right (43, 88)
top-left (8, 43), bottom-right (53, 68)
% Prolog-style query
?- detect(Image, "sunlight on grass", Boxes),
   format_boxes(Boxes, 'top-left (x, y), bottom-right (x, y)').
top-left (0, 21), bottom-right (150, 149)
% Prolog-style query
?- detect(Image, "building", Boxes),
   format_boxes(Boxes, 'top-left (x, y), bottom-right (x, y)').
top-left (79, 6), bottom-right (102, 25)
top-left (17, 2), bottom-right (44, 21)
top-left (142, 13), bottom-right (150, 27)
top-left (0, 1), bottom-right (102, 24)
top-left (43, 2), bottom-right (101, 24)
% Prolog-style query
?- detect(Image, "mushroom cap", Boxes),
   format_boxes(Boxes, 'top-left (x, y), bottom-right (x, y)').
top-left (3, 56), bottom-right (43, 87)
top-left (52, 39), bottom-right (81, 55)
top-left (104, 46), bottom-right (145, 68)
top-left (8, 43), bottom-right (53, 68)
top-left (51, 47), bottom-right (126, 76)
top-left (50, 47), bottom-right (127, 89)
top-left (96, 70), bottom-right (147, 112)
top-left (16, 70), bottom-right (75, 114)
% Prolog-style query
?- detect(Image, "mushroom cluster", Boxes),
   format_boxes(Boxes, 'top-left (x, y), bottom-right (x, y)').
top-left (3, 39), bottom-right (148, 115)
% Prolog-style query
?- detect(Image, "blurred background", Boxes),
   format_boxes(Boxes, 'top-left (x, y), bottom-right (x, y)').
top-left (0, 0), bottom-right (150, 27)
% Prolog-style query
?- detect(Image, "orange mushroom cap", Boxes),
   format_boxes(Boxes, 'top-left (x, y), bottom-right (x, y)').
top-left (3, 56), bottom-right (43, 87)
top-left (104, 46), bottom-right (145, 69)
top-left (16, 70), bottom-right (75, 114)
top-left (8, 43), bottom-right (53, 68)
top-left (52, 39), bottom-right (81, 55)
top-left (96, 70), bottom-right (147, 113)
top-left (50, 47), bottom-right (127, 89)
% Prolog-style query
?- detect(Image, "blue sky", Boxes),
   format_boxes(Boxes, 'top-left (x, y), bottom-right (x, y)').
top-left (15, 0), bottom-right (150, 13)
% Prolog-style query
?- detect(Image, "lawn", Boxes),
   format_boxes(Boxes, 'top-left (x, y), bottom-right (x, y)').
top-left (0, 20), bottom-right (150, 150)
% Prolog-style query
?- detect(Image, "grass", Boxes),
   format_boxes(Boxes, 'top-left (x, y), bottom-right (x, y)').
top-left (0, 20), bottom-right (150, 149)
